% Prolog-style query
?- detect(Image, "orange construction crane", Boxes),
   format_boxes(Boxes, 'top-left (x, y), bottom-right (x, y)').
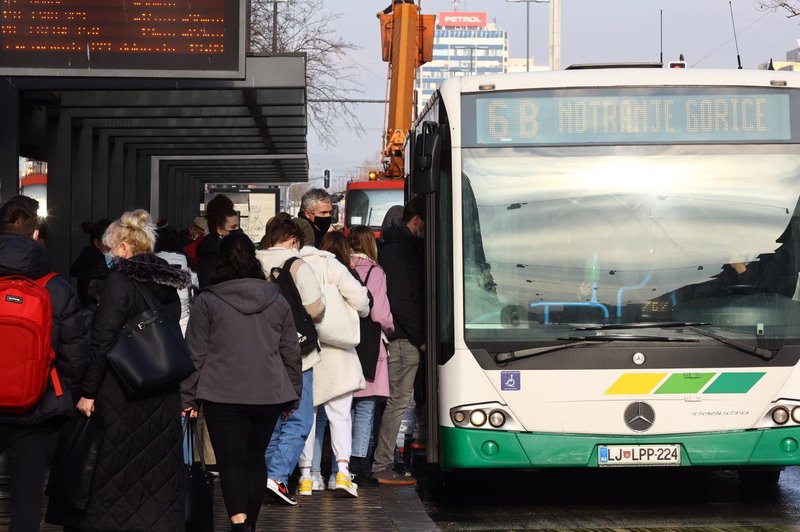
top-left (377, 1), bottom-right (435, 179)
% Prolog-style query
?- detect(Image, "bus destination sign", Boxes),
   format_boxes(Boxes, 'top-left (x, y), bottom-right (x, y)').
top-left (0, 0), bottom-right (242, 77)
top-left (474, 93), bottom-right (791, 145)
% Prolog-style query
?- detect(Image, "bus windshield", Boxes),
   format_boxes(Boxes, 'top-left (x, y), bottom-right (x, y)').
top-left (346, 188), bottom-right (404, 230)
top-left (461, 144), bottom-right (800, 348)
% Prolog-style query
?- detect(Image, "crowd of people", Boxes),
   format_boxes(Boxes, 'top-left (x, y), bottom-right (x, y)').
top-left (0, 188), bottom-right (427, 532)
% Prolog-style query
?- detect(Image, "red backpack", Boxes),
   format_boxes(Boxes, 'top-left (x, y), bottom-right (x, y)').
top-left (0, 273), bottom-right (63, 413)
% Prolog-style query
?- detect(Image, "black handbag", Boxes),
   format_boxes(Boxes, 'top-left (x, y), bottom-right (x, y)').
top-left (106, 281), bottom-right (195, 399)
top-left (46, 415), bottom-right (99, 510)
top-left (356, 267), bottom-right (383, 380)
top-left (183, 416), bottom-right (214, 532)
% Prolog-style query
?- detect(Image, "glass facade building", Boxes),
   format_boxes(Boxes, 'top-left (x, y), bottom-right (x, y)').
top-left (416, 13), bottom-right (508, 111)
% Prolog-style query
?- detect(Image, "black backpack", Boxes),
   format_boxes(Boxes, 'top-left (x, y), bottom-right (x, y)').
top-left (269, 257), bottom-right (320, 356)
top-left (355, 266), bottom-right (383, 380)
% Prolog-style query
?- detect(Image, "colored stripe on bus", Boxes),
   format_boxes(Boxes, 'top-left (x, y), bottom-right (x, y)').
top-left (605, 371), bottom-right (765, 395)
top-left (605, 373), bottom-right (667, 395)
top-left (703, 372), bottom-right (765, 394)
top-left (654, 372), bottom-right (716, 394)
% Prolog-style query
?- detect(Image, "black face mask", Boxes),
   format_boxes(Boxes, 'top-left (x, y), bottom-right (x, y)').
top-left (313, 216), bottom-right (332, 235)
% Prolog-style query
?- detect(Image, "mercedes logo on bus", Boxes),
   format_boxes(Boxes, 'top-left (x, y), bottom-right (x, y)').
top-left (624, 402), bottom-right (655, 432)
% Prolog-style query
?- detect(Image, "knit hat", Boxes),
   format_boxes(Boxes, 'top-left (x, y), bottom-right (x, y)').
top-left (192, 216), bottom-right (208, 232)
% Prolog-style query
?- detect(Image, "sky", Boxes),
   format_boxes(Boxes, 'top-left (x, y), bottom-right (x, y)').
top-left (305, 0), bottom-right (800, 188)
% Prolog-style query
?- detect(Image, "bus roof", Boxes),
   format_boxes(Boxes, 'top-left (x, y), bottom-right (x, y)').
top-left (439, 68), bottom-right (800, 94)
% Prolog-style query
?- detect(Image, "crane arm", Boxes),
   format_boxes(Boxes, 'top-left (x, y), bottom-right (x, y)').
top-left (378, 2), bottom-right (434, 179)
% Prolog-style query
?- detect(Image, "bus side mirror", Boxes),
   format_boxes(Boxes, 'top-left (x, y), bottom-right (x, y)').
top-left (412, 121), bottom-right (441, 194)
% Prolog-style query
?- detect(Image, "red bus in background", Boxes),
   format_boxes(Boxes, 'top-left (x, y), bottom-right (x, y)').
top-left (343, 179), bottom-right (405, 237)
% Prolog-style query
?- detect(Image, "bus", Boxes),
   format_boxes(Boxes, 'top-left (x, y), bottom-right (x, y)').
top-left (411, 68), bottom-right (800, 485)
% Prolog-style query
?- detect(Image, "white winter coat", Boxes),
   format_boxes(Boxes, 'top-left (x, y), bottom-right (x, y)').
top-left (300, 246), bottom-right (370, 406)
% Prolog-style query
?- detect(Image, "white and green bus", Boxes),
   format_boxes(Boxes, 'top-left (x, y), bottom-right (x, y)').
top-left (411, 67), bottom-right (800, 484)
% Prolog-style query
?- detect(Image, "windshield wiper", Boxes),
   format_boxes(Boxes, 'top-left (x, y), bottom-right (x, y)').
top-left (683, 326), bottom-right (774, 360)
top-left (495, 340), bottom-right (593, 363)
top-left (573, 322), bottom-right (774, 360)
top-left (573, 321), bottom-right (710, 331)
top-left (562, 335), bottom-right (699, 342)
top-left (494, 335), bottom-right (697, 364)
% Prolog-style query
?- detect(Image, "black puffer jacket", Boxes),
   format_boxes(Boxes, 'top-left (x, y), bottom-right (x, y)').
top-left (0, 234), bottom-right (88, 425)
top-left (195, 232), bottom-right (221, 289)
top-left (46, 254), bottom-right (191, 532)
top-left (379, 219), bottom-right (425, 347)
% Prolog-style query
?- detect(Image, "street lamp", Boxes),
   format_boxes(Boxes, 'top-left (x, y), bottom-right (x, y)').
top-left (506, 0), bottom-right (560, 71)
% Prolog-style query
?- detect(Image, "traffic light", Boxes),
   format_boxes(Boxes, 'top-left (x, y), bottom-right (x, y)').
top-left (323, 169), bottom-right (330, 188)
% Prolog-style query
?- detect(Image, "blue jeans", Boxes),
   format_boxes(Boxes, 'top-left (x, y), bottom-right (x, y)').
top-left (311, 406), bottom-right (328, 473)
top-left (265, 369), bottom-right (314, 483)
top-left (351, 398), bottom-right (377, 458)
top-left (311, 397), bottom-right (377, 472)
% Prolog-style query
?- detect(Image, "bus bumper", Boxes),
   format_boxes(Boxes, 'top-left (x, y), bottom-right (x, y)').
top-left (439, 425), bottom-right (800, 469)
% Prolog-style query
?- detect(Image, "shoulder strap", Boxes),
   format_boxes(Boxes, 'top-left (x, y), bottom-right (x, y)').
top-left (363, 265), bottom-right (377, 285)
top-left (130, 280), bottom-right (160, 313)
top-left (283, 256), bottom-right (301, 270)
top-left (34, 272), bottom-right (58, 289)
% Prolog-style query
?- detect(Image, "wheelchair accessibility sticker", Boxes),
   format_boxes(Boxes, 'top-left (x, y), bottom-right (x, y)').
top-left (501, 371), bottom-right (520, 391)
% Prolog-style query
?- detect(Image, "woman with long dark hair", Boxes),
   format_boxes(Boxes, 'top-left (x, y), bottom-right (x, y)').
top-left (182, 231), bottom-right (302, 531)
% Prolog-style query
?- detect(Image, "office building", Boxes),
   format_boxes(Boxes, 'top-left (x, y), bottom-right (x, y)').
top-left (416, 12), bottom-right (507, 110)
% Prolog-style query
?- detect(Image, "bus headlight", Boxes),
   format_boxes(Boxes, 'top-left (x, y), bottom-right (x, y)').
top-left (772, 406), bottom-right (790, 425)
top-left (470, 410), bottom-right (487, 427)
top-left (488, 410), bottom-right (506, 428)
top-left (792, 407), bottom-right (800, 424)
top-left (453, 411), bottom-right (467, 424)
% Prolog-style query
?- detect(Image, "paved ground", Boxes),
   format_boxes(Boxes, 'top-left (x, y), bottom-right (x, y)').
top-left (13, 480), bottom-right (437, 532)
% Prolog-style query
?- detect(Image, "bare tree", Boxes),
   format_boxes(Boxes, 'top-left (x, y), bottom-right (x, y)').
top-left (756, 1), bottom-right (800, 17)
top-left (249, 0), bottom-right (364, 146)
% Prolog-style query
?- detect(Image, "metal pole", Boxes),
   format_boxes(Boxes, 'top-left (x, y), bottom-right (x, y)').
top-left (550, 0), bottom-right (561, 70)
top-left (526, 1), bottom-right (530, 72)
top-left (272, 1), bottom-right (278, 53)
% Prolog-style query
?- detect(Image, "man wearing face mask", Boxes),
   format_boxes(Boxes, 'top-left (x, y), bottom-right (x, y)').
top-left (298, 188), bottom-right (334, 248)
top-left (372, 196), bottom-right (426, 485)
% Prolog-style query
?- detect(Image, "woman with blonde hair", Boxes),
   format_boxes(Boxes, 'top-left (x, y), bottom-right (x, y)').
top-left (48, 209), bottom-right (190, 532)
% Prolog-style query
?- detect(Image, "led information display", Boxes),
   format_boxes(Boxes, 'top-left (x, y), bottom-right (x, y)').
top-left (0, 0), bottom-right (242, 77)
top-left (471, 91), bottom-right (791, 145)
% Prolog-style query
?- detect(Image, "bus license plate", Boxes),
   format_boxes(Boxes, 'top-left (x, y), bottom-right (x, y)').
top-left (598, 444), bottom-right (681, 466)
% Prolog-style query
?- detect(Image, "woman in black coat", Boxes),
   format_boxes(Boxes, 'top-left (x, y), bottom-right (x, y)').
top-left (47, 209), bottom-right (191, 532)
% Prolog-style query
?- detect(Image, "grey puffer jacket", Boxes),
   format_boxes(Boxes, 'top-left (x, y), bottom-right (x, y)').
top-left (181, 278), bottom-right (302, 409)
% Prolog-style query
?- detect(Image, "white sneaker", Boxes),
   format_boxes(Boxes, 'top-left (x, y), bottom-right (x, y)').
top-left (311, 472), bottom-right (326, 491)
top-left (327, 474), bottom-right (337, 491)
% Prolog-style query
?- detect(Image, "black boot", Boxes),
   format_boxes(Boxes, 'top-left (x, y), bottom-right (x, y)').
top-left (351, 456), bottom-right (378, 487)
top-left (245, 519), bottom-right (256, 532)
top-left (231, 522), bottom-right (248, 532)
